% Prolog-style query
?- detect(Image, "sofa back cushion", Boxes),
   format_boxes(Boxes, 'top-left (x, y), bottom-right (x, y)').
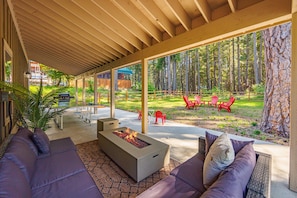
top-left (205, 131), bottom-right (254, 155)
top-left (201, 143), bottom-right (256, 198)
top-left (13, 127), bottom-right (38, 156)
top-left (170, 153), bottom-right (206, 193)
top-left (32, 128), bottom-right (50, 154)
top-left (4, 139), bottom-right (37, 182)
top-left (0, 158), bottom-right (32, 198)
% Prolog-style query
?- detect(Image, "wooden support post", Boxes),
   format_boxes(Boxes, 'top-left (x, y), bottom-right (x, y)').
top-left (110, 69), bottom-right (115, 118)
top-left (94, 74), bottom-right (98, 113)
top-left (290, 12), bottom-right (297, 192)
top-left (141, 58), bottom-right (148, 134)
top-left (82, 78), bottom-right (86, 105)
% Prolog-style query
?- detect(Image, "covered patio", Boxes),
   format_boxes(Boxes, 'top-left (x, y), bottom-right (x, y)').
top-left (1, 0), bottom-right (297, 194)
top-left (46, 107), bottom-right (296, 197)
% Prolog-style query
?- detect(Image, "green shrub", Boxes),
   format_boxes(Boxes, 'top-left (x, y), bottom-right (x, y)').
top-left (253, 130), bottom-right (261, 135)
top-left (252, 84), bottom-right (265, 95)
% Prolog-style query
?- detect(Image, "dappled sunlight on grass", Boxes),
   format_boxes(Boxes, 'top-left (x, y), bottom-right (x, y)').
top-left (103, 95), bottom-right (288, 145)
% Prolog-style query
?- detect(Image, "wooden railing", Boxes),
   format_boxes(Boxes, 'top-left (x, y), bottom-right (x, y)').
top-left (83, 90), bottom-right (264, 105)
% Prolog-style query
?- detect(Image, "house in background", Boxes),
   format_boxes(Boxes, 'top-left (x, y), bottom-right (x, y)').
top-left (75, 68), bottom-right (133, 89)
top-left (29, 61), bottom-right (50, 85)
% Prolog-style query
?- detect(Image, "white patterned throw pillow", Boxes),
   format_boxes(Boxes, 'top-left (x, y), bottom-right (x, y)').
top-left (203, 133), bottom-right (235, 188)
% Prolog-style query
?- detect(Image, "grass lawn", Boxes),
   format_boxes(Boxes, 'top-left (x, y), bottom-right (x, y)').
top-left (33, 85), bottom-right (287, 145)
top-left (114, 95), bottom-right (288, 145)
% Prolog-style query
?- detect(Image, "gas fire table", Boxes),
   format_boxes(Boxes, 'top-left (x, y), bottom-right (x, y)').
top-left (97, 127), bottom-right (170, 182)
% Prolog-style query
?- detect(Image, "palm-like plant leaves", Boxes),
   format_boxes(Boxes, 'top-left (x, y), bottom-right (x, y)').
top-left (0, 80), bottom-right (69, 131)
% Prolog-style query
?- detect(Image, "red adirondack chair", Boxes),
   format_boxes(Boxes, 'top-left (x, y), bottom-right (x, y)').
top-left (137, 109), bottom-right (142, 120)
top-left (183, 96), bottom-right (196, 109)
top-left (208, 95), bottom-right (219, 107)
top-left (218, 96), bottom-right (235, 112)
top-left (194, 95), bottom-right (205, 106)
top-left (155, 110), bottom-right (166, 125)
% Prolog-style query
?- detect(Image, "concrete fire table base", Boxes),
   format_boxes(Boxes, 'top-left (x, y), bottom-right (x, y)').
top-left (97, 127), bottom-right (170, 182)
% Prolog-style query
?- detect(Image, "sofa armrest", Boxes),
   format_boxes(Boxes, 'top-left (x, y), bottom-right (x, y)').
top-left (198, 136), bottom-right (205, 155)
top-left (0, 134), bottom-right (14, 159)
top-left (198, 136), bottom-right (271, 198)
top-left (246, 151), bottom-right (271, 198)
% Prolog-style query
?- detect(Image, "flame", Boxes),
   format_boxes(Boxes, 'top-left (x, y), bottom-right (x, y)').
top-left (124, 128), bottom-right (138, 142)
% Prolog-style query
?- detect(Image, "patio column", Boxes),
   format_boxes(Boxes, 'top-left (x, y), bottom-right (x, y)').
top-left (94, 73), bottom-right (98, 113)
top-left (75, 79), bottom-right (78, 106)
top-left (141, 58), bottom-right (148, 134)
top-left (110, 68), bottom-right (115, 118)
top-left (290, 12), bottom-right (297, 192)
top-left (82, 78), bottom-right (86, 105)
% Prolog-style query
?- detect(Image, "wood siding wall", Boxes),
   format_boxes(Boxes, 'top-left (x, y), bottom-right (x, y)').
top-left (1, 0), bottom-right (28, 142)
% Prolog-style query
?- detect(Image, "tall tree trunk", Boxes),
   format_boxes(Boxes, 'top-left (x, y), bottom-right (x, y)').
top-left (253, 32), bottom-right (260, 84)
top-left (189, 51), bottom-right (194, 92)
top-left (185, 52), bottom-right (189, 95)
top-left (206, 46), bottom-right (211, 90)
top-left (245, 34), bottom-right (250, 89)
top-left (259, 32), bottom-right (263, 82)
top-left (237, 37), bottom-right (241, 92)
top-left (261, 23), bottom-right (291, 138)
top-left (229, 41), bottom-right (233, 92)
top-left (162, 69), bottom-right (166, 91)
top-left (232, 38), bottom-right (235, 92)
top-left (172, 55), bottom-right (177, 92)
top-left (218, 42), bottom-right (222, 90)
top-left (196, 48), bottom-right (201, 94)
top-left (166, 56), bottom-right (171, 94)
top-left (213, 44), bottom-right (217, 88)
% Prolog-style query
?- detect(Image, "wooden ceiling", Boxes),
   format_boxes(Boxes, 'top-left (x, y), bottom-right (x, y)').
top-left (8, 0), bottom-right (293, 77)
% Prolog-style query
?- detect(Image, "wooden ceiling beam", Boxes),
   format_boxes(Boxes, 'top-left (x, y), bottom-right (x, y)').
top-left (61, 0), bottom-right (142, 50)
top-left (138, 0), bottom-right (175, 37)
top-left (166, 0), bottom-right (191, 31)
top-left (32, 1), bottom-right (122, 60)
top-left (91, 0), bottom-right (151, 47)
top-left (22, 33), bottom-right (99, 71)
top-left (228, 0), bottom-right (237, 13)
top-left (194, 0), bottom-right (211, 23)
top-left (112, 0), bottom-right (162, 42)
top-left (37, 0), bottom-right (131, 56)
top-left (22, 32), bottom-right (97, 67)
top-left (14, 3), bottom-right (111, 62)
top-left (28, 51), bottom-right (84, 75)
top-left (17, 15), bottom-right (108, 63)
top-left (292, 0), bottom-right (297, 13)
top-left (86, 0), bottom-right (291, 77)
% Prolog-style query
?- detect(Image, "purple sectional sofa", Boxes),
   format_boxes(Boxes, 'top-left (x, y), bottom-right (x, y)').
top-left (137, 136), bottom-right (271, 198)
top-left (0, 127), bottom-right (103, 198)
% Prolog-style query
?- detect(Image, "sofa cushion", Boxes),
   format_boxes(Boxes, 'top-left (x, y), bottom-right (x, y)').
top-left (170, 153), bottom-right (206, 193)
top-left (49, 137), bottom-right (76, 154)
top-left (0, 158), bottom-right (32, 198)
top-left (37, 137), bottom-right (77, 159)
top-left (4, 139), bottom-right (37, 182)
top-left (137, 175), bottom-right (203, 198)
top-left (201, 143), bottom-right (256, 198)
top-left (205, 131), bottom-right (254, 155)
top-left (13, 127), bottom-right (38, 156)
top-left (32, 128), bottom-right (50, 154)
top-left (203, 133), bottom-right (235, 188)
top-left (32, 170), bottom-right (103, 198)
top-left (31, 150), bottom-right (87, 189)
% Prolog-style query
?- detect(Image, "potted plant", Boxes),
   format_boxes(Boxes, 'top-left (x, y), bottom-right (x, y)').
top-left (0, 80), bottom-right (69, 131)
